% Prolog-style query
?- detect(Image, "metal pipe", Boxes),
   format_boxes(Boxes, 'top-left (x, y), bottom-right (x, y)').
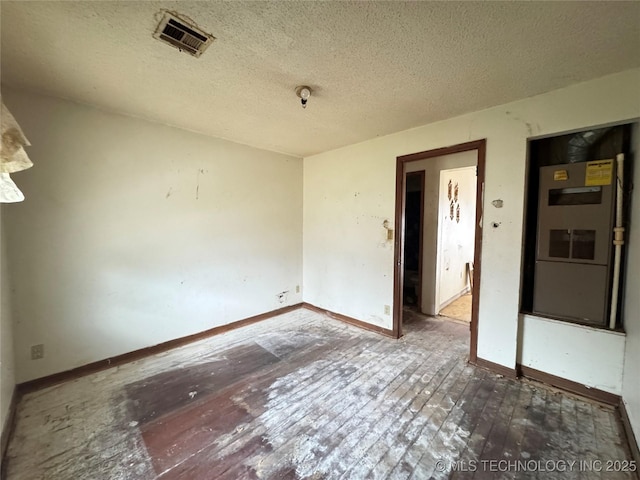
top-left (609, 153), bottom-right (625, 329)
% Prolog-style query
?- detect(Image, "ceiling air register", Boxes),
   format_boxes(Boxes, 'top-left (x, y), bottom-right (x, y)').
top-left (153, 12), bottom-right (215, 58)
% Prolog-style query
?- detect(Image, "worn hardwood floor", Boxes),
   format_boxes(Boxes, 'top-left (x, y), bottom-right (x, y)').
top-left (4, 309), bottom-right (636, 479)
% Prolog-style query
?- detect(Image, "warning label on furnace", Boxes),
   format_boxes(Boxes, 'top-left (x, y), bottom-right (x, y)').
top-left (585, 159), bottom-right (614, 186)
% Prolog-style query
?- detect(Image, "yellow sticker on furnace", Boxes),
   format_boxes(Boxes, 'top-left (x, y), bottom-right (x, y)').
top-left (553, 170), bottom-right (568, 181)
top-left (585, 159), bottom-right (614, 186)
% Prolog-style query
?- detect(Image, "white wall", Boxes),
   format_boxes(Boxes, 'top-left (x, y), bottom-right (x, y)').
top-left (518, 315), bottom-right (626, 394)
top-left (303, 68), bottom-right (640, 371)
top-left (302, 148), bottom-right (396, 328)
top-left (0, 206), bottom-right (15, 432)
top-left (622, 122), bottom-right (640, 440)
top-left (405, 151), bottom-right (476, 315)
top-left (2, 87), bottom-right (303, 383)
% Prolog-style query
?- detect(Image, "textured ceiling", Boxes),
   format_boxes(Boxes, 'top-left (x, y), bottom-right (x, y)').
top-left (1, 1), bottom-right (639, 157)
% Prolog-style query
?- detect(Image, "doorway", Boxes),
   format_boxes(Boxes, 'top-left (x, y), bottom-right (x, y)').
top-left (393, 140), bottom-right (486, 364)
top-left (402, 172), bottom-right (424, 310)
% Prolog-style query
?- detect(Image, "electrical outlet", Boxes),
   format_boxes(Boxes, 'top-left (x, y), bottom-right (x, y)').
top-left (31, 344), bottom-right (44, 360)
top-left (296, 285), bottom-right (300, 293)
top-left (387, 229), bottom-right (394, 241)
top-left (384, 305), bottom-right (391, 315)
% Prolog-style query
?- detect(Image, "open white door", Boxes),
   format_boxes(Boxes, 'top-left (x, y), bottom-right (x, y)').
top-left (435, 166), bottom-right (477, 313)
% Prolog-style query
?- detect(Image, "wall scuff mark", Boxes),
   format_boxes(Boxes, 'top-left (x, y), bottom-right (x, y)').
top-left (196, 168), bottom-right (205, 200)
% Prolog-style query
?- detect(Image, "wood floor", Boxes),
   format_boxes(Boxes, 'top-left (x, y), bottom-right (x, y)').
top-left (4, 309), bottom-right (636, 479)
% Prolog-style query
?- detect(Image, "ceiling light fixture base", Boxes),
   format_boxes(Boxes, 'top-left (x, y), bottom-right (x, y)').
top-left (295, 86), bottom-right (312, 109)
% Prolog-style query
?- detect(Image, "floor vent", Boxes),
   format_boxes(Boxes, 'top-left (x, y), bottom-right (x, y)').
top-left (153, 12), bottom-right (214, 58)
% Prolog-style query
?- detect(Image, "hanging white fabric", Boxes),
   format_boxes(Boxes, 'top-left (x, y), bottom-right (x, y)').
top-left (1, 99), bottom-right (33, 202)
top-left (0, 173), bottom-right (25, 203)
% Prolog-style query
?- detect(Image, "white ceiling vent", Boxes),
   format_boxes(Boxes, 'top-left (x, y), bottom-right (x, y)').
top-left (153, 11), bottom-right (214, 58)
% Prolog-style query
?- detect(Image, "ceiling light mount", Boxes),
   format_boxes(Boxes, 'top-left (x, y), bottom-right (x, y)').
top-left (295, 86), bottom-right (312, 109)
